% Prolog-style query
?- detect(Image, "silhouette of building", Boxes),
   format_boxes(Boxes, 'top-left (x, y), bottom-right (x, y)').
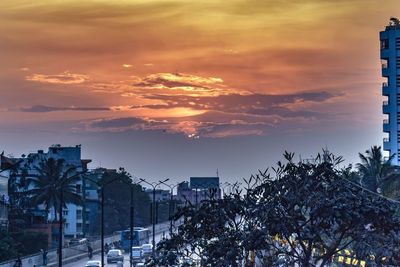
top-left (176, 177), bottom-right (221, 205)
top-left (145, 189), bottom-right (171, 202)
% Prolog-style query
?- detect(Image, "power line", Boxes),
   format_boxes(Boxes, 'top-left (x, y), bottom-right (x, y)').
top-left (338, 175), bottom-right (400, 205)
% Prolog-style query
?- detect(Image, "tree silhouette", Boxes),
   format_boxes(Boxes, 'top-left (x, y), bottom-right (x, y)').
top-left (25, 158), bottom-right (82, 221)
top-left (357, 145), bottom-right (399, 195)
top-left (157, 150), bottom-right (400, 266)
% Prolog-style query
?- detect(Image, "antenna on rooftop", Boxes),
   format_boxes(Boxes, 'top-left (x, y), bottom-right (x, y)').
top-left (216, 168), bottom-right (219, 177)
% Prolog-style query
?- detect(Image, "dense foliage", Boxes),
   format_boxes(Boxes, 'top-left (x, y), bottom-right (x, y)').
top-left (100, 169), bottom-right (169, 235)
top-left (157, 151), bottom-right (400, 267)
top-left (0, 230), bottom-right (47, 262)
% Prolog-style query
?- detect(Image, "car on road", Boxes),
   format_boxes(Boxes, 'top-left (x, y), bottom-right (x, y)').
top-left (141, 243), bottom-right (153, 256)
top-left (107, 249), bottom-right (124, 263)
top-left (131, 246), bottom-right (143, 263)
top-left (84, 260), bottom-right (101, 267)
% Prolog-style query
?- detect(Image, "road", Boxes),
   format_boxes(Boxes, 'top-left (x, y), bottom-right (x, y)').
top-left (65, 232), bottom-right (168, 267)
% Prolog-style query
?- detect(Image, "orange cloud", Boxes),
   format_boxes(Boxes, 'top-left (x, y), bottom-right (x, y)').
top-left (26, 71), bottom-right (89, 84)
top-left (90, 72), bottom-right (246, 98)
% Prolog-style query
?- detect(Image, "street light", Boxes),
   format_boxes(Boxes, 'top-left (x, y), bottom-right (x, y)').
top-left (139, 178), bottom-right (169, 257)
top-left (159, 181), bottom-right (183, 236)
top-left (84, 175), bottom-right (138, 267)
top-left (56, 170), bottom-right (86, 267)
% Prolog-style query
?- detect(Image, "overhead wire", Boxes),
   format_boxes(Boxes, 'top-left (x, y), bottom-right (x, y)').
top-left (338, 175), bottom-right (400, 205)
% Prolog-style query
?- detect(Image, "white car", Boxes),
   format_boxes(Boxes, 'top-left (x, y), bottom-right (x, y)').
top-left (132, 246), bottom-right (142, 263)
top-left (141, 243), bottom-right (153, 256)
top-left (85, 260), bottom-right (101, 267)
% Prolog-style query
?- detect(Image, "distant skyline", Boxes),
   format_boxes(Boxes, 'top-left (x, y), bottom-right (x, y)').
top-left (0, 0), bottom-right (396, 183)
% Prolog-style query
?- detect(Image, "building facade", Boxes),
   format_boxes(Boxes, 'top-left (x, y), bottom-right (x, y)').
top-left (17, 145), bottom-right (93, 239)
top-left (145, 189), bottom-right (171, 202)
top-left (381, 18), bottom-right (400, 163)
top-left (176, 177), bottom-right (221, 205)
top-left (0, 174), bottom-right (8, 230)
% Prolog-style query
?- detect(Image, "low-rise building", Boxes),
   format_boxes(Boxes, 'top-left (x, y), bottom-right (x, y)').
top-left (145, 189), bottom-right (171, 202)
top-left (176, 177), bottom-right (221, 205)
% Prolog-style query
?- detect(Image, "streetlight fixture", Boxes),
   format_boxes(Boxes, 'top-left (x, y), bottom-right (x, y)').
top-left (84, 175), bottom-right (138, 267)
top-left (139, 178), bottom-right (169, 257)
top-left (159, 181), bottom-right (183, 236)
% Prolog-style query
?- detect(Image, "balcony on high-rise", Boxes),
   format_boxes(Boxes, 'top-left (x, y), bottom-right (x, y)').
top-left (382, 101), bottom-right (390, 114)
top-left (383, 119), bottom-right (390, 132)
top-left (381, 60), bottom-right (389, 77)
top-left (383, 137), bottom-right (391, 150)
top-left (382, 82), bottom-right (390, 96)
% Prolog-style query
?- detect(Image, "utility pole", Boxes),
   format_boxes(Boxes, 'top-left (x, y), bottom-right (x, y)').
top-left (153, 188), bottom-right (156, 250)
top-left (101, 187), bottom-right (104, 267)
top-left (130, 187), bottom-right (134, 267)
top-left (83, 175), bottom-right (124, 267)
top-left (139, 178), bottom-right (169, 258)
top-left (58, 188), bottom-right (63, 267)
top-left (159, 181), bottom-right (183, 235)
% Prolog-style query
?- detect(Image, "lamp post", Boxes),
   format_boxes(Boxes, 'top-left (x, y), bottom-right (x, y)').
top-left (139, 178), bottom-right (169, 257)
top-left (129, 186), bottom-right (134, 267)
top-left (56, 171), bottom-right (86, 267)
top-left (159, 181), bottom-right (182, 236)
top-left (58, 187), bottom-right (63, 267)
top-left (84, 175), bottom-right (137, 267)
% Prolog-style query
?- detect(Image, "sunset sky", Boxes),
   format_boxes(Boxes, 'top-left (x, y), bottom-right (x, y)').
top-left (0, 0), bottom-right (397, 182)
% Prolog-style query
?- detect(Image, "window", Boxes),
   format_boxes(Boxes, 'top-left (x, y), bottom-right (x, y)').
top-left (65, 223), bottom-right (69, 228)
top-left (381, 39), bottom-right (389, 49)
top-left (63, 210), bottom-right (68, 216)
top-left (397, 75), bottom-right (400, 87)
top-left (397, 57), bottom-right (400, 69)
top-left (396, 38), bottom-right (400, 49)
top-left (76, 184), bottom-right (81, 193)
top-left (76, 210), bottom-right (82, 219)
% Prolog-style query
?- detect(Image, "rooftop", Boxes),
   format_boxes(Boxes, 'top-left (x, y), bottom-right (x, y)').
top-left (385, 17), bottom-right (400, 30)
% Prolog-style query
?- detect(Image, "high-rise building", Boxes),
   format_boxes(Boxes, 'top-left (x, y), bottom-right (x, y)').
top-left (380, 18), bottom-right (400, 163)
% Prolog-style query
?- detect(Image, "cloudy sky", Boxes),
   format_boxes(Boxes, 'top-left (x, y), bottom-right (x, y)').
top-left (0, 0), bottom-right (395, 183)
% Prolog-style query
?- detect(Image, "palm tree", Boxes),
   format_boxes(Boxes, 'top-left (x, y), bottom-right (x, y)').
top-left (25, 158), bottom-right (82, 221)
top-left (356, 145), bottom-right (399, 195)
